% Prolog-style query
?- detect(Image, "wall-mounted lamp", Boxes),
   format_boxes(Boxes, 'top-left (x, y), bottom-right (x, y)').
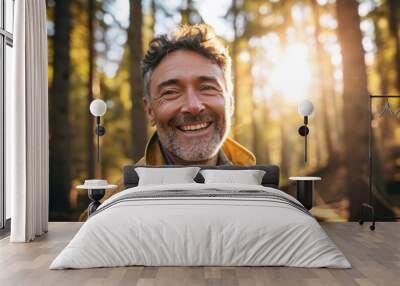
top-left (89, 99), bottom-right (107, 170)
top-left (77, 99), bottom-right (112, 216)
top-left (298, 99), bottom-right (314, 163)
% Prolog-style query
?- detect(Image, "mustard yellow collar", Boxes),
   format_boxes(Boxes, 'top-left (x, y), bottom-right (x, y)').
top-left (136, 132), bottom-right (256, 166)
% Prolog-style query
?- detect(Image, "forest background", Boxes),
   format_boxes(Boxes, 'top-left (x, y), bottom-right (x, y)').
top-left (47, 0), bottom-right (400, 221)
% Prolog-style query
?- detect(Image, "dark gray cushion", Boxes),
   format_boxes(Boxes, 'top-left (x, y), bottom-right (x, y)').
top-left (123, 165), bottom-right (280, 189)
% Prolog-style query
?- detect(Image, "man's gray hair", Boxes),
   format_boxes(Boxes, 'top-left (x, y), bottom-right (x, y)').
top-left (141, 24), bottom-right (233, 106)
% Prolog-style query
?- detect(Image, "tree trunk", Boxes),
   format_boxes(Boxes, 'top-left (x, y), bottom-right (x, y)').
top-left (87, 0), bottom-right (95, 178)
top-left (251, 98), bottom-right (259, 161)
top-left (314, 104), bottom-right (322, 167)
top-left (231, 0), bottom-right (239, 140)
top-left (180, 0), bottom-right (191, 25)
top-left (262, 98), bottom-right (271, 164)
top-left (388, 0), bottom-right (400, 93)
top-left (323, 51), bottom-right (342, 155)
top-left (384, 0), bottom-right (398, 148)
top-left (150, 0), bottom-right (156, 35)
top-left (279, 117), bottom-right (289, 178)
top-left (180, 0), bottom-right (202, 25)
top-left (49, 0), bottom-right (71, 216)
top-left (276, 11), bottom-right (293, 175)
top-left (374, 14), bottom-right (393, 153)
top-left (129, 0), bottom-right (147, 162)
top-left (310, 0), bottom-right (336, 164)
top-left (336, 0), bottom-right (369, 220)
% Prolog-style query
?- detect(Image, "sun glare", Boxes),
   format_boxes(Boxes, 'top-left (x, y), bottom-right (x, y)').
top-left (269, 43), bottom-right (312, 103)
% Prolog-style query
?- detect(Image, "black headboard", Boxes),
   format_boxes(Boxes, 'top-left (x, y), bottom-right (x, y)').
top-left (123, 165), bottom-right (280, 189)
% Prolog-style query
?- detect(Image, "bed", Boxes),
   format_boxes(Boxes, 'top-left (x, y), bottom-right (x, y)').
top-left (50, 165), bottom-right (350, 269)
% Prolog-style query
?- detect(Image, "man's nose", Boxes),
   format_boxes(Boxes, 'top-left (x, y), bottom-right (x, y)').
top-left (181, 89), bottom-right (205, 115)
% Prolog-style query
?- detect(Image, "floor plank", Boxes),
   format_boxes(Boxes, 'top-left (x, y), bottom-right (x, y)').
top-left (0, 222), bottom-right (399, 286)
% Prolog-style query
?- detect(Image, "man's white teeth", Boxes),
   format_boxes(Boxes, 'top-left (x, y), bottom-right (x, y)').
top-left (180, 122), bottom-right (209, 131)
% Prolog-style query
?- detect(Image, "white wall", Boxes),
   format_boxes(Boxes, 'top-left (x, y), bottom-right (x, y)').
top-left (5, 44), bottom-right (13, 220)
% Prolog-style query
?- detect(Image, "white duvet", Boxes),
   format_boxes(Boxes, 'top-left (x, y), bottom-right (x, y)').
top-left (50, 183), bottom-right (351, 269)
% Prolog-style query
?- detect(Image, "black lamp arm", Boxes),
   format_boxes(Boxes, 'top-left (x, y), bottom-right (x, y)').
top-left (94, 116), bottom-right (106, 171)
top-left (298, 116), bottom-right (309, 163)
top-left (95, 116), bottom-right (106, 136)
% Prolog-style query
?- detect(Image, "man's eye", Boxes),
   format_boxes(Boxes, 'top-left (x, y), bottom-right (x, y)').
top-left (161, 90), bottom-right (179, 97)
top-left (200, 85), bottom-right (218, 91)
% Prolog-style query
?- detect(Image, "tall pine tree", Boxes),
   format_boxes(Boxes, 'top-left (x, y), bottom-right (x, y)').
top-left (336, 0), bottom-right (369, 220)
top-left (129, 0), bottom-right (147, 162)
top-left (49, 0), bottom-right (72, 218)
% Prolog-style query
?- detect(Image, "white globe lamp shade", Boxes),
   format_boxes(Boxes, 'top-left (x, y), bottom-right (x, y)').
top-left (298, 99), bottom-right (314, 117)
top-left (90, 99), bottom-right (107, 117)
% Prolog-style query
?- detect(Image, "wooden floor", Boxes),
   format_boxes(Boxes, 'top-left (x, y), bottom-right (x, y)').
top-left (0, 222), bottom-right (399, 286)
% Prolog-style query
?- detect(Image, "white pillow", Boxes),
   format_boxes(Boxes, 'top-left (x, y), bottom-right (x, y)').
top-left (135, 167), bottom-right (201, 186)
top-left (200, 169), bottom-right (266, 185)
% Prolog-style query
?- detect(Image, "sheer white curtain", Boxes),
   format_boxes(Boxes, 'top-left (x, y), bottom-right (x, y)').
top-left (7, 0), bottom-right (49, 242)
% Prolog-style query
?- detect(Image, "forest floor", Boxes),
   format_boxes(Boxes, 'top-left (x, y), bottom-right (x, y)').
top-left (287, 164), bottom-right (400, 222)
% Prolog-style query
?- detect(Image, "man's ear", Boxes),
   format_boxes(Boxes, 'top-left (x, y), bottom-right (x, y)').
top-left (143, 96), bottom-right (156, 126)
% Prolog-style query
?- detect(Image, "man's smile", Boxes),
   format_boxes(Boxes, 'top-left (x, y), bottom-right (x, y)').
top-left (176, 121), bottom-right (213, 132)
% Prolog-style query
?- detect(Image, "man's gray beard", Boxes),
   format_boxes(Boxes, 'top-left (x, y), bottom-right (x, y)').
top-left (156, 114), bottom-right (230, 162)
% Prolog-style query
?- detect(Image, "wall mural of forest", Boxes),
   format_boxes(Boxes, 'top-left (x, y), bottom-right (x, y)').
top-left (47, 0), bottom-right (400, 221)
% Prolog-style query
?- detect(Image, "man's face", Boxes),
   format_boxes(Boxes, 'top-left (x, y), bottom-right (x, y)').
top-left (144, 49), bottom-right (231, 162)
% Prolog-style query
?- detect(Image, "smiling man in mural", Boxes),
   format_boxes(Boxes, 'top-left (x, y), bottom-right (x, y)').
top-left (80, 25), bottom-right (256, 221)
top-left (138, 24), bottom-right (256, 166)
